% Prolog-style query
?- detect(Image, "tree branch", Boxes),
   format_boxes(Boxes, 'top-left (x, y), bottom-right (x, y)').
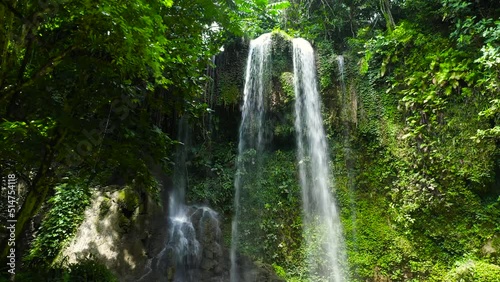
top-left (3, 45), bottom-right (76, 116)
top-left (0, 0), bottom-right (27, 23)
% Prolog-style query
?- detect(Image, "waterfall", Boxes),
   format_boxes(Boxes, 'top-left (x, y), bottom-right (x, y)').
top-left (337, 55), bottom-right (346, 97)
top-left (169, 117), bottom-right (189, 219)
top-left (149, 117), bottom-right (223, 282)
top-left (165, 117), bottom-right (201, 281)
top-left (230, 33), bottom-right (272, 282)
top-left (231, 33), bottom-right (347, 281)
top-left (293, 38), bottom-right (347, 282)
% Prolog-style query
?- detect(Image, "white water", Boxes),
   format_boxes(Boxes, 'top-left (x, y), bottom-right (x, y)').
top-left (165, 117), bottom-right (201, 281)
top-left (230, 33), bottom-right (272, 282)
top-left (337, 55), bottom-right (346, 96)
top-left (169, 117), bottom-right (189, 218)
top-left (157, 117), bottom-right (222, 281)
top-left (293, 38), bottom-right (347, 282)
top-left (231, 34), bottom-right (347, 281)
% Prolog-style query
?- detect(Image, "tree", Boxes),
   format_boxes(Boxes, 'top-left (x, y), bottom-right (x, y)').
top-left (0, 0), bottom-right (239, 264)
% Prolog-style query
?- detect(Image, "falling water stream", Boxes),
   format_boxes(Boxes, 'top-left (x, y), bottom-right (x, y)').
top-left (230, 33), bottom-right (272, 282)
top-left (166, 117), bottom-right (201, 281)
top-left (152, 117), bottom-right (222, 282)
top-left (293, 38), bottom-right (347, 282)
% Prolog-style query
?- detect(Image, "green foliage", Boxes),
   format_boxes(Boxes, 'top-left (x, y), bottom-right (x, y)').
top-left (13, 257), bottom-right (117, 282)
top-left (272, 263), bottom-right (287, 278)
top-left (316, 42), bottom-right (339, 92)
top-left (1, 0), bottom-right (499, 280)
top-left (344, 193), bottom-right (405, 280)
top-left (0, 117), bottom-right (57, 180)
top-left (189, 0), bottom-right (500, 280)
top-left (220, 80), bottom-right (241, 106)
top-left (360, 19), bottom-right (498, 229)
top-left (0, 0), bottom-right (242, 259)
top-left (233, 0), bottom-right (290, 37)
top-left (227, 149), bottom-right (304, 274)
top-left (189, 142), bottom-right (236, 214)
top-left (279, 72), bottom-right (295, 99)
top-left (25, 182), bottom-right (91, 266)
top-left (190, 145), bottom-right (305, 273)
top-left (331, 1), bottom-right (500, 280)
top-left (257, 150), bottom-right (303, 268)
top-left (444, 260), bottom-right (500, 281)
top-left (270, 31), bottom-right (294, 74)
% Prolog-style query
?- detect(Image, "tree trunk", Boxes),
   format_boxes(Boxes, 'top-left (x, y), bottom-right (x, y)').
top-left (380, 0), bottom-right (395, 32)
top-left (0, 128), bottom-right (63, 264)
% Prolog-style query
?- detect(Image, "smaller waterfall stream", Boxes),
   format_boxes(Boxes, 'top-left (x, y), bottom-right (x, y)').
top-left (151, 117), bottom-right (223, 282)
top-left (337, 55), bottom-right (346, 96)
top-left (293, 38), bottom-right (347, 282)
top-left (166, 117), bottom-right (201, 281)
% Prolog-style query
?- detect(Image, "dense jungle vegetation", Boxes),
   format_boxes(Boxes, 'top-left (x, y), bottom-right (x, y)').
top-left (0, 0), bottom-right (499, 281)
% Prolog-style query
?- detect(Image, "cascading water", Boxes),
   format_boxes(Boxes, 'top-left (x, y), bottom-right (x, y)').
top-left (231, 33), bottom-right (347, 282)
top-left (149, 117), bottom-right (223, 282)
top-left (166, 117), bottom-right (201, 281)
top-left (337, 55), bottom-right (346, 96)
top-left (230, 33), bottom-right (272, 282)
top-left (293, 38), bottom-right (347, 282)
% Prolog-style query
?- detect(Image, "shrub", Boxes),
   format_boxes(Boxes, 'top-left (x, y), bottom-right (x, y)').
top-left (444, 260), bottom-right (500, 281)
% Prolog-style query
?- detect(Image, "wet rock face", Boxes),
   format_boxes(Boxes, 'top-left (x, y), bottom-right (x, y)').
top-left (150, 205), bottom-right (284, 282)
top-left (194, 207), bottom-right (224, 278)
top-left (60, 185), bottom-right (168, 282)
top-left (154, 206), bottom-right (224, 282)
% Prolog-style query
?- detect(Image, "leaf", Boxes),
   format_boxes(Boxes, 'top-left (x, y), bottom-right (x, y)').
top-left (444, 86), bottom-right (452, 95)
top-left (267, 1), bottom-right (290, 10)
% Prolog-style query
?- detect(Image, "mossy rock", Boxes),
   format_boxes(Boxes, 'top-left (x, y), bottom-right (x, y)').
top-left (216, 31), bottom-right (294, 109)
top-left (215, 38), bottom-right (248, 107)
top-left (492, 235), bottom-right (500, 252)
top-left (219, 73), bottom-right (241, 105)
top-left (482, 235), bottom-right (500, 264)
top-left (117, 212), bottom-right (131, 233)
top-left (270, 31), bottom-right (293, 76)
top-left (116, 186), bottom-right (140, 218)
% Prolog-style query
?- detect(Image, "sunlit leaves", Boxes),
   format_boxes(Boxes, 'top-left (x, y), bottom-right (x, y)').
top-left (232, 0), bottom-right (290, 37)
top-left (0, 1), bottom-right (242, 261)
top-left (266, 1), bottom-right (291, 16)
top-left (161, 0), bottom-right (173, 7)
top-left (25, 182), bottom-right (91, 265)
top-left (477, 44), bottom-right (500, 68)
